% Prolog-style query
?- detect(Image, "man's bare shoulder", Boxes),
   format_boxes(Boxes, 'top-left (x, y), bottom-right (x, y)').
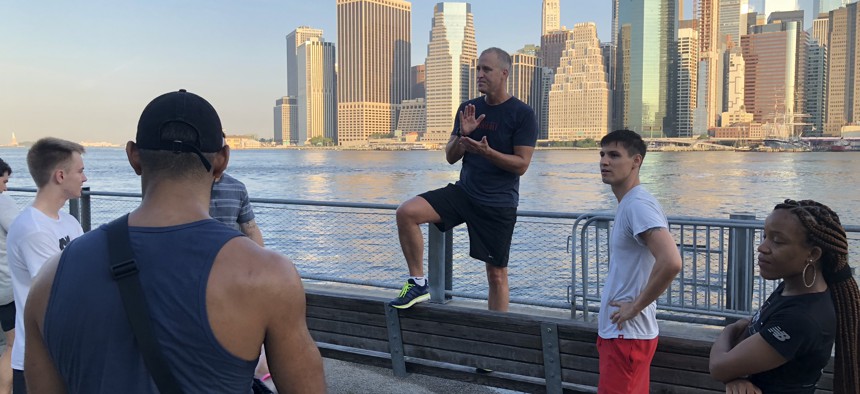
top-left (213, 236), bottom-right (302, 295)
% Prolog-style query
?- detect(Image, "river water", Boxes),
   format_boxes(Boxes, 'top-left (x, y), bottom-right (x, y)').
top-left (3, 147), bottom-right (856, 223)
top-left (1, 147), bottom-right (858, 307)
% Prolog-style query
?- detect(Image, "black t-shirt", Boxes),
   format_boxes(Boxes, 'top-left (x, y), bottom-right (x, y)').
top-left (747, 282), bottom-right (836, 393)
top-left (452, 96), bottom-right (537, 207)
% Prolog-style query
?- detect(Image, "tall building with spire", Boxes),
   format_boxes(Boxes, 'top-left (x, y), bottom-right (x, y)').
top-left (542, 0), bottom-right (560, 36)
top-left (424, 2), bottom-right (477, 142)
top-left (336, 0), bottom-right (411, 146)
top-left (615, 0), bottom-right (677, 136)
top-left (548, 23), bottom-right (610, 141)
top-left (286, 27), bottom-right (324, 97)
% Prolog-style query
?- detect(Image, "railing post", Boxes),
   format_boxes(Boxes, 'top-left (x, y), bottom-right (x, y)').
top-left (428, 226), bottom-right (452, 304)
top-left (69, 197), bottom-right (81, 223)
top-left (80, 186), bottom-right (91, 232)
top-left (727, 213), bottom-right (756, 313)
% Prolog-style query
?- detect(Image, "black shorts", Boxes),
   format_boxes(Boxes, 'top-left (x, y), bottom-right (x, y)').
top-left (420, 184), bottom-right (517, 268)
top-left (0, 301), bottom-right (15, 332)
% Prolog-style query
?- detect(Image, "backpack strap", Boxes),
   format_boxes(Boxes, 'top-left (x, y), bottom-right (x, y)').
top-left (105, 215), bottom-right (184, 394)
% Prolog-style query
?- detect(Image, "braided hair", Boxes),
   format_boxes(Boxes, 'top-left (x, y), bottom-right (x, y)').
top-left (775, 199), bottom-right (859, 393)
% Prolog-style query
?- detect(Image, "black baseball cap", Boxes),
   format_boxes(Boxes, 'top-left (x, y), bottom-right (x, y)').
top-left (136, 89), bottom-right (223, 171)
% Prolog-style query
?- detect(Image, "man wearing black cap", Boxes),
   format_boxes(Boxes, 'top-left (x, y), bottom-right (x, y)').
top-left (22, 90), bottom-right (326, 393)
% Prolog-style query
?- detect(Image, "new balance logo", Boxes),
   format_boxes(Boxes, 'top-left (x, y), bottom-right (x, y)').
top-left (768, 326), bottom-right (791, 342)
top-left (59, 235), bottom-right (71, 251)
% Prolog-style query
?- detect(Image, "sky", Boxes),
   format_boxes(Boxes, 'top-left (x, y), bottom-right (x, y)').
top-left (0, 0), bottom-right (814, 145)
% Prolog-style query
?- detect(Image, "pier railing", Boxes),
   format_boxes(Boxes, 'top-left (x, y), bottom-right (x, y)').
top-left (7, 187), bottom-right (858, 325)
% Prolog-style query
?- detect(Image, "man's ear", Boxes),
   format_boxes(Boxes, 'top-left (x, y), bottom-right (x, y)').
top-left (211, 145), bottom-right (230, 179)
top-left (52, 168), bottom-right (65, 185)
top-left (633, 153), bottom-right (643, 169)
top-left (126, 141), bottom-right (142, 176)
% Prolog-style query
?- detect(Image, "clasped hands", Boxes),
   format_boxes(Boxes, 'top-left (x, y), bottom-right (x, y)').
top-left (458, 104), bottom-right (490, 156)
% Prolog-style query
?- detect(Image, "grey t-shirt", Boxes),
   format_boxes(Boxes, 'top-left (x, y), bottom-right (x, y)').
top-left (0, 194), bottom-right (19, 305)
top-left (598, 185), bottom-right (669, 340)
top-left (209, 173), bottom-right (255, 231)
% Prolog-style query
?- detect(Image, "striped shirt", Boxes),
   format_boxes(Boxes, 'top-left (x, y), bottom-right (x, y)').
top-left (209, 173), bottom-right (255, 231)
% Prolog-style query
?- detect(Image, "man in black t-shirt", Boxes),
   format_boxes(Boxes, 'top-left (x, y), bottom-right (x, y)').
top-left (390, 47), bottom-right (538, 312)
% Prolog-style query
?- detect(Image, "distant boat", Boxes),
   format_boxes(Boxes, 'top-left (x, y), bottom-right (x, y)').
top-left (829, 139), bottom-right (851, 152)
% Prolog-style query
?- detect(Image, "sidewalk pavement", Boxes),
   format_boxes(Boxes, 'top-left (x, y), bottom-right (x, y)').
top-left (322, 357), bottom-right (523, 394)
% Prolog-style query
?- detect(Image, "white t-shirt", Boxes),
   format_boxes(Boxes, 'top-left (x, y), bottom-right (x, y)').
top-left (0, 194), bottom-right (20, 305)
top-left (8, 206), bottom-right (83, 370)
top-left (598, 185), bottom-right (669, 340)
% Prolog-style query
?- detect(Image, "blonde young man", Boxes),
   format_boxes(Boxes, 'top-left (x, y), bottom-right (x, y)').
top-left (7, 138), bottom-right (87, 393)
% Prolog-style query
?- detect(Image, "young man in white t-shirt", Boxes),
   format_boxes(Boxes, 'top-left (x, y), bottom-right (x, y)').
top-left (596, 130), bottom-right (682, 393)
top-left (7, 138), bottom-right (86, 393)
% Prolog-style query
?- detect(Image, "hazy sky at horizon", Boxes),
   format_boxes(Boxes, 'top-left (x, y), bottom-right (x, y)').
top-left (1, 0), bottom-right (814, 145)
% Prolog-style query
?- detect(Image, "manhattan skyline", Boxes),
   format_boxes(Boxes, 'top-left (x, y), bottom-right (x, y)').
top-left (1, 0), bottom-right (819, 144)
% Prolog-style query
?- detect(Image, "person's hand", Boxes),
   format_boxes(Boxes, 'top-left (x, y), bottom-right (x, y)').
top-left (724, 379), bottom-right (761, 394)
top-left (458, 104), bottom-right (485, 136)
top-left (460, 136), bottom-right (491, 156)
top-left (608, 300), bottom-right (640, 329)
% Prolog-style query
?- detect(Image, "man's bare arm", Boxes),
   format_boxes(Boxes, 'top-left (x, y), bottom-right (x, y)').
top-left (609, 227), bottom-right (682, 327)
top-left (239, 219), bottom-right (264, 247)
top-left (264, 258), bottom-right (326, 393)
top-left (24, 254), bottom-right (67, 394)
top-left (445, 134), bottom-right (466, 164)
top-left (460, 140), bottom-right (535, 175)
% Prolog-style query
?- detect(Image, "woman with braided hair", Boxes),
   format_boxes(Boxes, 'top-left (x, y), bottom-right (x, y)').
top-left (710, 199), bottom-right (859, 393)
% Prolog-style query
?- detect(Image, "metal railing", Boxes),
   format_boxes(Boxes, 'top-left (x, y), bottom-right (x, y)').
top-left (7, 187), bottom-right (859, 325)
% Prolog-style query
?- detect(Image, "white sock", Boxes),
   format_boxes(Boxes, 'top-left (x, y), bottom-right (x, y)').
top-left (411, 276), bottom-right (426, 287)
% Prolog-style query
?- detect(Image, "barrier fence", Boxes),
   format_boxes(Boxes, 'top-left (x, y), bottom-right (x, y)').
top-left (7, 187), bottom-right (858, 325)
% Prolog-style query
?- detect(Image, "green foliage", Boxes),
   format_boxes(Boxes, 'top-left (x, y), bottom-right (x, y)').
top-left (368, 132), bottom-right (394, 139)
top-left (544, 138), bottom-right (599, 148)
top-left (309, 136), bottom-right (334, 146)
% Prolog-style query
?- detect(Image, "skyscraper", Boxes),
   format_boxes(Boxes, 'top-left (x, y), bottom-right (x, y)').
top-left (698, 0), bottom-right (723, 132)
top-left (542, 0), bottom-right (561, 35)
top-left (424, 2), bottom-right (477, 142)
top-left (765, 0), bottom-right (800, 17)
top-left (812, 13), bottom-right (830, 47)
top-left (411, 65), bottom-right (426, 99)
top-left (676, 20), bottom-right (699, 137)
top-left (615, 0), bottom-right (677, 136)
top-left (274, 97), bottom-right (298, 145)
top-left (815, 0), bottom-right (844, 14)
top-left (719, 0), bottom-right (750, 47)
top-left (540, 29), bottom-right (574, 72)
top-left (286, 27), bottom-right (324, 97)
top-left (336, 0), bottom-right (411, 146)
top-left (548, 23), bottom-right (610, 141)
top-left (825, 2), bottom-right (860, 135)
top-left (806, 38), bottom-right (827, 135)
top-left (297, 37), bottom-right (337, 145)
top-left (508, 53), bottom-right (542, 113)
top-left (741, 21), bottom-right (806, 128)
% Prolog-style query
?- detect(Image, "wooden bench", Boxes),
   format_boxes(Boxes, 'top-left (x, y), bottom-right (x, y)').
top-left (305, 288), bottom-right (834, 393)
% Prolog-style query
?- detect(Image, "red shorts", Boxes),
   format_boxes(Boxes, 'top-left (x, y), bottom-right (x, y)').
top-left (596, 337), bottom-right (659, 394)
